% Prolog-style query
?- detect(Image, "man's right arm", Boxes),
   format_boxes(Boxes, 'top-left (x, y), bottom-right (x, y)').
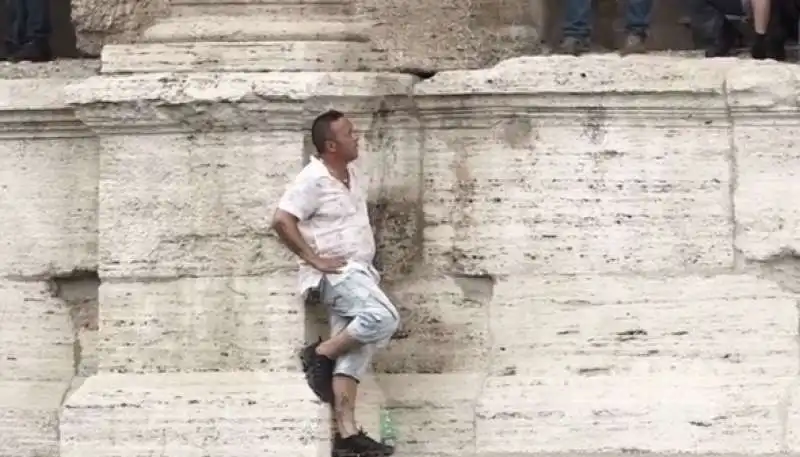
top-left (272, 177), bottom-right (345, 273)
top-left (271, 209), bottom-right (317, 265)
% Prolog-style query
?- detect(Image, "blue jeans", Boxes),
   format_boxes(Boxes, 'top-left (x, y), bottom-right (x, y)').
top-left (5, 0), bottom-right (51, 49)
top-left (562, 0), bottom-right (654, 39)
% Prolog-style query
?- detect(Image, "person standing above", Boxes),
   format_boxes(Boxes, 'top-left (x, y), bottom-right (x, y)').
top-left (689, 0), bottom-right (798, 60)
top-left (3, 0), bottom-right (53, 62)
top-left (557, 0), bottom-right (654, 55)
top-left (272, 109), bottom-right (398, 457)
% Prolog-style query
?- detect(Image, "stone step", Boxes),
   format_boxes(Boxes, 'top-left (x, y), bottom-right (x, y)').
top-left (0, 380), bottom-right (70, 457)
top-left (60, 367), bottom-right (800, 455)
top-left (59, 372), bottom-right (329, 457)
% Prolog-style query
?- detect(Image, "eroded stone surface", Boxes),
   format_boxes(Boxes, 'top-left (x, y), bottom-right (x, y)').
top-left (96, 131), bottom-right (301, 278)
top-left (354, 374), bottom-right (483, 455)
top-left (71, 0), bottom-right (169, 56)
top-left (0, 135), bottom-right (98, 276)
top-left (726, 64), bottom-right (800, 262)
top-left (0, 281), bottom-right (76, 382)
top-left (60, 372), bottom-right (327, 457)
top-left (373, 274), bottom-right (491, 373)
top-left (98, 275), bottom-right (303, 373)
top-left (479, 273), bottom-right (797, 453)
top-left (0, 381), bottom-right (68, 457)
top-left (357, 0), bottom-right (542, 71)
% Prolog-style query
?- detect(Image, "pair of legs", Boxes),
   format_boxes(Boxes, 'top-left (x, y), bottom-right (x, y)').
top-left (302, 268), bottom-right (399, 456)
top-left (559, 0), bottom-right (654, 55)
top-left (3, 0), bottom-right (52, 61)
top-left (687, 0), bottom-right (749, 56)
top-left (689, 0), bottom-right (796, 59)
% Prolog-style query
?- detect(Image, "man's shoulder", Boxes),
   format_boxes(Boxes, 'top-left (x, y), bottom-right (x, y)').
top-left (292, 159), bottom-right (328, 185)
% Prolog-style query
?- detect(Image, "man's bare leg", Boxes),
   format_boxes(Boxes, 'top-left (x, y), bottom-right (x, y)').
top-left (750, 0), bottom-right (772, 58)
top-left (332, 375), bottom-right (360, 437)
top-left (752, 0), bottom-right (771, 33)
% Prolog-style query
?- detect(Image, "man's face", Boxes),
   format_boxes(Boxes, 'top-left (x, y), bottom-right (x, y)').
top-left (328, 117), bottom-right (359, 161)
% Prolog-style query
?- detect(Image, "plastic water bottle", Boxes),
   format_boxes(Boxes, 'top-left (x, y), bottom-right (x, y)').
top-left (379, 407), bottom-right (397, 448)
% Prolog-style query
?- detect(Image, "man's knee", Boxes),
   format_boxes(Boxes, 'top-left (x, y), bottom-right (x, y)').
top-left (363, 304), bottom-right (399, 340)
top-left (348, 301), bottom-right (398, 344)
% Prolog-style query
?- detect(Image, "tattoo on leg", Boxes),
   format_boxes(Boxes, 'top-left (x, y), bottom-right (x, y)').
top-left (335, 393), bottom-right (352, 413)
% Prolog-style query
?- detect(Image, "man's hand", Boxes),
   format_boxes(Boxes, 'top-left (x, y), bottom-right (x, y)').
top-left (310, 256), bottom-right (347, 274)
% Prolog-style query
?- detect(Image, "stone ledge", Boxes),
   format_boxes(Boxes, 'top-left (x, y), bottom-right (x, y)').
top-left (64, 72), bottom-right (417, 133)
top-left (0, 59), bottom-right (100, 81)
top-left (141, 17), bottom-right (373, 43)
top-left (0, 67), bottom-right (96, 138)
top-left (101, 41), bottom-right (385, 73)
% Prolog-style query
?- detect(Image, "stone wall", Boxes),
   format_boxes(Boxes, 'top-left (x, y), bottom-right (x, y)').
top-left (65, 0), bottom-right (695, 67)
top-left (0, 61), bottom-right (100, 457)
top-left (1, 55), bottom-right (798, 456)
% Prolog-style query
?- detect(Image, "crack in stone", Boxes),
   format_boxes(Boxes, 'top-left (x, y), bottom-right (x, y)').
top-left (743, 251), bottom-right (800, 451)
top-left (45, 269), bottom-right (100, 444)
top-left (449, 273), bottom-right (496, 455)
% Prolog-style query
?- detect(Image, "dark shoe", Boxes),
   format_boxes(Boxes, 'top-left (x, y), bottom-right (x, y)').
top-left (556, 36), bottom-right (590, 56)
top-left (768, 40), bottom-right (787, 61)
top-left (300, 339), bottom-right (334, 404)
top-left (706, 21), bottom-right (737, 58)
top-left (333, 430), bottom-right (395, 457)
top-left (751, 34), bottom-right (768, 59)
top-left (11, 41), bottom-right (52, 63)
top-left (620, 33), bottom-right (646, 55)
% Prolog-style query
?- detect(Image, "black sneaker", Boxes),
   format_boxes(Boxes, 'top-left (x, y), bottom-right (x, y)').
top-left (333, 430), bottom-right (395, 457)
top-left (10, 41), bottom-right (52, 63)
top-left (706, 21), bottom-right (738, 58)
top-left (751, 33), bottom-right (768, 59)
top-left (300, 339), bottom-right (334, 404)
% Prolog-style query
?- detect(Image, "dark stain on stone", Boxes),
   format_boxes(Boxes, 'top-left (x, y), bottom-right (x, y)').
top-left (369, 197), bottom-right (423, 281)
top-left (582, 106), bottom-right (608, 145)
top-left (616, 329), bottom-right (647, 342)
top-left (501, 117), bottom-right (534, 149)
top-left (689, 420), bottom-right (713, 427)
top-left (578, 367), bottom-right (612, 376)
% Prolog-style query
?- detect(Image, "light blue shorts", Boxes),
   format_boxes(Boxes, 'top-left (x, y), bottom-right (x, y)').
top-left (319, 267), bottom-right (399, 381)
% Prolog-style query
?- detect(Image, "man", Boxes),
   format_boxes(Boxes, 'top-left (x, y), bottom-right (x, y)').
top-left (3, 0), bottom-right (53, 62)
top-left (557, 0), bottom-right (654, 55)
top-left (272, 110), bottom-right (398, 457)
top-left (689, 0), bottom-right (797, 60)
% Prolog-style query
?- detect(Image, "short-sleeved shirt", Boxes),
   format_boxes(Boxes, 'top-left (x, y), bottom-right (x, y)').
top-left (277, 156), bottom-right (377, 295)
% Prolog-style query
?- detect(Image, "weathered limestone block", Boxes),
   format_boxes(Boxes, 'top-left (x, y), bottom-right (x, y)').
top-left (98, 275), bottom-right (303, 373)
top-left (726, 63), bottom-right (800, 261)
top-left (60, 372), bottom-right (327, 457)
top-left (416, 55), bottom-right (738, 276)
top-left (71, 0), bottom-right (169, 56)
top-left (97, 0), bottom-right (384, 74)
top-left (0, 381), bottom-right (69, 457)
top-left (0, 75), bottom-right (98, 277)
top-left (478, 274), bottom-right (797, 453)
top-left (0, 281), bottom-right (75, 382)
top-left (373, 274), bottom-right (491, 373)
top-left (97, 129), bottom-right (300, 278)
top-left (65, 72), bottom-right (416, 279)
top-left (353, 374), bottom-right (483, 455)
top-left (357, 0), bottom-right (544, 71)
top-left (334, 98), bottom-right (423, 281)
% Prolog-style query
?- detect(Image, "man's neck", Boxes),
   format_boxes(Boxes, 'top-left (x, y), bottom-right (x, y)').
top-left (320, 155), bottom-right (349, 180)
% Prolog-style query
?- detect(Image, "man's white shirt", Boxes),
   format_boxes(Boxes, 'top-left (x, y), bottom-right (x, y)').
top-left (277, 156), bottom-right (378, 296)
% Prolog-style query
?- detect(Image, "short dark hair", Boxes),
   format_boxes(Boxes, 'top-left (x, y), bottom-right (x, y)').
top-left (311, 109), bottom-right (345, 155)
